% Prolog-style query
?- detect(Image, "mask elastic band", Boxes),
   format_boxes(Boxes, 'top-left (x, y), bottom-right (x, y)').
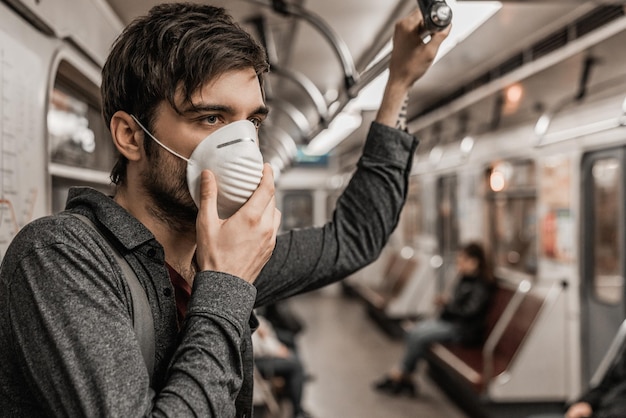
top-left (130, 114), bottom-right (190, 162)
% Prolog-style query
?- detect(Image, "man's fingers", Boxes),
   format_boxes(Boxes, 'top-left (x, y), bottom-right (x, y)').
top-left (403, 7), bottom-right (423, 30)
top-left (198, 170), bottom-right (219, 221)
top-left (428, 23), bottom-right (452, 47)
top-left (243, 164), bottom-right (275, 216)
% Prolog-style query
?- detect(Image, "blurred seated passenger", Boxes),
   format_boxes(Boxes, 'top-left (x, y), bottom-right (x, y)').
top-left (528, 349), bottom-right (626, 418)
top-left (373, 242), bottom-right (494, 396)
top-left (256, 300), bottom-right (306, 353)
top-left (253, 314), bottom-right (312, 418)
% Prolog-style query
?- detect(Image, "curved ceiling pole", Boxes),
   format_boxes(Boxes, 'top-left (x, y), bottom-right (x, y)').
top-left (247, 15), bottom-right (330, 127)
top-left (265, 97), bottom-right (311, 140)
top-left (260, 123), bottom-right (298, 162)
top-left (259, 123), bottom-right (299, 178)
top-left (260, 139), bottom-right (287, 171)
top-left (269, 66), bottom-right (331, 127)
top-left (350, 54), bottom-right (392, 98)
top-left (242, 0), bottom-right (359, 92)
top-left (244, 0), bottom-right (401, 143)
top-left (244, 0), bottom-right (412, 157)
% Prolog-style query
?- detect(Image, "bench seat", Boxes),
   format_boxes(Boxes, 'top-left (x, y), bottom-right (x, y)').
top-left (426, 280), bottom-right (544, 394)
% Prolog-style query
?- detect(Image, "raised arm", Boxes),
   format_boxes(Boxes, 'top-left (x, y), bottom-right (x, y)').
top-left (376, 8), bottom-right (451, 127)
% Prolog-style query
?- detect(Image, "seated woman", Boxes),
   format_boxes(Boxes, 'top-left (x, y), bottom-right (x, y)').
top-left (373, 241), bottom-right (494, 396)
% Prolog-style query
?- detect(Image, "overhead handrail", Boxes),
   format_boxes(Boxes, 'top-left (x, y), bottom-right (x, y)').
top-left (243, 0), bottom-right (358, 91)
top-left (265, 97), bottom-right (311, 140)
top-left (408, 14), bottom-right (626, 134)
top-left (269, 66), bottom-right (331, 127)
top-left (350, 53), bottom-right (392, 99)
top-left (534, 90), bottom-right (626, 147)
top-left (243, 0), bottom-right (414, 149)
top-left (260, 123), bottom-right (298, 164)
top-left (248, 15), bottom-right (330, 127)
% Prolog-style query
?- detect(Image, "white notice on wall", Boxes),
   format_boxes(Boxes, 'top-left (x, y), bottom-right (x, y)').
top-left (0, 29), bottom-right (46, 262)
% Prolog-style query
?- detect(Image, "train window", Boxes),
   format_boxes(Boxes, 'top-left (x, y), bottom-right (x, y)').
top-left (591, 158), bottom-right (622, 305)
top-left (48, 60), bottom-right (114, 173)
top-left (486, 160), bottom-right (537, 277)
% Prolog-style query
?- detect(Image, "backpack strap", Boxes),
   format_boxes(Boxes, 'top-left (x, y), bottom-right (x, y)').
top-left (71, 213), bottom-right (155, 381)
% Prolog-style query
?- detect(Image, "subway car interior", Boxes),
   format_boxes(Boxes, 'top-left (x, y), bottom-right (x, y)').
top-left (2, 0), bottom-right (626, 417)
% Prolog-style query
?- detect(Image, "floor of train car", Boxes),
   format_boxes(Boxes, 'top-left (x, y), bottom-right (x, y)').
top-left (274, 284), bottom-right (469, 418)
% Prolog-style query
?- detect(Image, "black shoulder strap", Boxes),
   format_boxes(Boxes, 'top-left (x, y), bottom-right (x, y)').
top-left (71, 213), bottom-right (155, 381)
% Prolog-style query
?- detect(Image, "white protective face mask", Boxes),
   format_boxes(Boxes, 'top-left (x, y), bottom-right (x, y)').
top-left (131, 116), bottom-right (264, 219)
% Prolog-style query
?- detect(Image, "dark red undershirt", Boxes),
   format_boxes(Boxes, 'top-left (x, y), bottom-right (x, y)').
top-left (165, 263), bottom-right (192, 329)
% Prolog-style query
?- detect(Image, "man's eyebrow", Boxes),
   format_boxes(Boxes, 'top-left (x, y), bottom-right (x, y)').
top-left (183, 103), bottom-right (270, 117)
top-left (183, 104), bottom-right (232, 115)
top-left (251, 106), bottom-right (270, 117)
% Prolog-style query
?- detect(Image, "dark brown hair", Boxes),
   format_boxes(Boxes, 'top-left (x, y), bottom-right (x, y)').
top-left (460, 241), bottom-right (493, 282)
top-left (101, 2), bottom-right (269, 185)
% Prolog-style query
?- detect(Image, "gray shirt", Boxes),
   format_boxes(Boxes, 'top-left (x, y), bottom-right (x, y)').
top-left (0, 122), bottom-right (416, 417)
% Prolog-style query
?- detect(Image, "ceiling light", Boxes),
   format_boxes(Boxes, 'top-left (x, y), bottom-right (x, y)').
top-left (303, 111), bottom-right (363, 156)
top-left (435, 1), bottom-right (502, 63)
top-left (460, 135), bottom-right (474, 155)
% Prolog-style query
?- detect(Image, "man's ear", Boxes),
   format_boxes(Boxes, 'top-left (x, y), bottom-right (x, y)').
top-left (110, 111), bottom-right (143, 161)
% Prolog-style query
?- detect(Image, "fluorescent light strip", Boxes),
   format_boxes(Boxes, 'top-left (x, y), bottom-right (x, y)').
top-left (303, 1), bottom-right (502, 156)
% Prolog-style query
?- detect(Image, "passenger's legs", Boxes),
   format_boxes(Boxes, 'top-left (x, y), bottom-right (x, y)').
top-left (255, 355), bottom-right (306, 418)
top-left (374, 318), bottom-right (457, 396)
top-left (400, 318), bottom-right (457, 375)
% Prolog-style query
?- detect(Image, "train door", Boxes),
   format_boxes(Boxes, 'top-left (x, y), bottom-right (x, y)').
top-left (581, 148), bottom-right (626, 384)
top-left (436, 174), bottom-right (459, 291)
top-left (485, 160), bottom-right (538, 281)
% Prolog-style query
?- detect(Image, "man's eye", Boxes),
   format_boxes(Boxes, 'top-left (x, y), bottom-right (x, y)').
top-left (205, 115), bottom-right (219, 125)
top-left (249, 118), bottom-right (262, 128)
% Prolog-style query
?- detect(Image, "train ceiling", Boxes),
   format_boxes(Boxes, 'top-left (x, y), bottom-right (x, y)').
top-left (103, 0), bottom-right (626, 173)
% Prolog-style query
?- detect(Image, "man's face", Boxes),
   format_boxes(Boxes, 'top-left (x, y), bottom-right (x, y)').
top-left (140, 67), bottom-right (268, 228)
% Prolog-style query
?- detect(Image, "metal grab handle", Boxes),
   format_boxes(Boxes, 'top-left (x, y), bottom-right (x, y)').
top-left (244, 0), bottom-right (359, 91)
top-left (417, 0), bottom-right (453, 42)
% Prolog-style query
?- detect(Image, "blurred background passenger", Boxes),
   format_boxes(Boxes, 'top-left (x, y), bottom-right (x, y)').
top-left (528, 348), bottom-right (626, 418)
top-left (257, 300), bottom-right (306, 354)
top-left (253, 314), bottom-right (312, 418)
top-left (373, 242), bottom-right (494, 396)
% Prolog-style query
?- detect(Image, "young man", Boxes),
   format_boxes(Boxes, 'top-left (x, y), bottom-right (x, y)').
top-left (0, 2), bottom-right (449, 417)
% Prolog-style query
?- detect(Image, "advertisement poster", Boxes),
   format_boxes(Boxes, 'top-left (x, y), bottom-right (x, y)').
top-left (540, 157), bottom-right (573, 262)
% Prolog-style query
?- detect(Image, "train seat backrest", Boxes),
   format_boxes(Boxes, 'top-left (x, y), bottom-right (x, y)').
top-left (438, 283), bottom-right (516, 375)
top-left (388, 257), bottom-right (418, 299)
top-left (427, 280), bottom-right (544, 393)
top-left (485, 282), bottom-right (515, 337)
top-left (377, 251), bottom-right (418, 304)
top-left (351, 249), bottom-right (419, 310)
top-left (491, 286), bottom-right (544, 377)
top-left (376, 252), bottom-right (402, 295)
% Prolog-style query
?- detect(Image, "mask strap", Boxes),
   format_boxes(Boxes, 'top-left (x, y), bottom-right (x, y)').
top-left (130, 114), bottom-right (190, 162)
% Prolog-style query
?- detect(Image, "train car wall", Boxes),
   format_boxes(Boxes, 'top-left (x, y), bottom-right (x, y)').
top-left (1, 2), bottom-right (58, 263)
top-left (3, 0), bottom-right (123, 66)
top-left (1, 0), bottom-right (121, 262)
